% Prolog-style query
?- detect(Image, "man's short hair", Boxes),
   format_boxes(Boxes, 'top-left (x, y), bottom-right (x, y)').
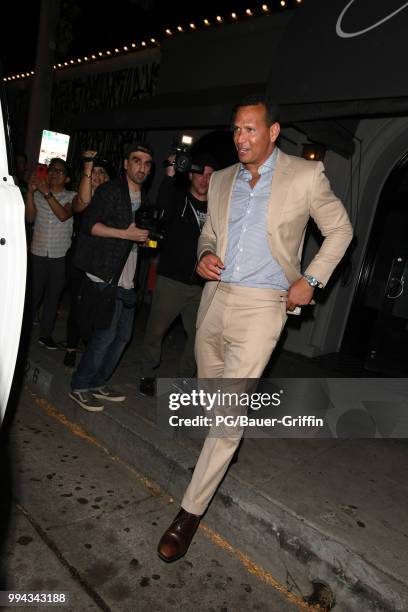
top-left (48, 157), bottom-right (69, 176)
top-left (234, 94), bottom-right (280, 126)
top-left (123, 141), bottom-right (154, 160)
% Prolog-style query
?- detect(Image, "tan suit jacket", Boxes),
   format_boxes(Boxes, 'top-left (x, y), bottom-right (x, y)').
top-left (196, 150), bottom-right (353, 328)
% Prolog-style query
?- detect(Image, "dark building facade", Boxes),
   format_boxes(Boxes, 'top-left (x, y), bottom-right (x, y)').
top-left (5, 1), bottom-right (407, 374)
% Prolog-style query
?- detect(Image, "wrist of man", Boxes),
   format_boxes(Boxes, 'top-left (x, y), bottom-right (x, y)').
top-left (302, 274), bottom-right (321, 288)
top-left (200, 250), bottom-right (215, 260)
top-left (43, 191), bottom-right (53, 200)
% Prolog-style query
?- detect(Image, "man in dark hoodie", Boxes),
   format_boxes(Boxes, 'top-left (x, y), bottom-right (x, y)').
top-left (69, 142), bottom-right (153, 412)
top-left (139, 153), bottom-right (216, 397)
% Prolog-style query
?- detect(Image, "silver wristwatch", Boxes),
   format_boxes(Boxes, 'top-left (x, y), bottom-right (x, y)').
top-left (303, 274), bottom-right (320, 288)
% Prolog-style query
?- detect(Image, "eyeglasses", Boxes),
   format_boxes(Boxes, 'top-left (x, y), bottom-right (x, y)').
top-left (48, 167), bottom-right (66, 175)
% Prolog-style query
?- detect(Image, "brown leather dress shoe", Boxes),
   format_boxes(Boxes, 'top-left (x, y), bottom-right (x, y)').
top-left (157, 508), bottom-right (201, 562)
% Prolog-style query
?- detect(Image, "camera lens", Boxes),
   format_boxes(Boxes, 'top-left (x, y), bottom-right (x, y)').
top-left (175, 152), bottom-right (191, 173)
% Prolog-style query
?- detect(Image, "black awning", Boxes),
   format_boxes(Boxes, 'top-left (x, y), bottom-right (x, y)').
top-left (280, 97), bottom-right (408, 124)
top-left (268, 0), bottom-right (408, 114)
top-left (56, 1), bottom-right (408, 160)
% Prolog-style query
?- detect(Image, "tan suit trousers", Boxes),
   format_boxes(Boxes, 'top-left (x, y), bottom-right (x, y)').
top-left (181, 283), bottom-right (288, 515)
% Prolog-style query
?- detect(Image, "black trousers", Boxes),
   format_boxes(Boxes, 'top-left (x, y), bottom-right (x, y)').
top-left (30, 254), bottom-right (66, 338)
top-left (65, 247), bottom-right (85, 350)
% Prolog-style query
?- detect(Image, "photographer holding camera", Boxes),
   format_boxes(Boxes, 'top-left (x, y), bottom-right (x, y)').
top-left (139, 150), bottom-right (217, 397)
top-left (69, 142), bottom-right (154, 412)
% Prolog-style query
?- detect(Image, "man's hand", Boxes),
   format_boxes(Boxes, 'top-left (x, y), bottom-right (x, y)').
top-left (28, 175), bottom-right (39, 192)
top-left (82, 149), bottom-right (97, 160)
top-left (124, 223), bottom-right (149, 243)
top-left (286, 277), bottom-right (314, 312)
top-left (197, 253), bottom-right (225, 281)
top-left (37, 178), bottom-right (50, 195)
top-left (28, 176), bottom-right (49, 195)
top-left (165, 154), bottom-right (176, 178)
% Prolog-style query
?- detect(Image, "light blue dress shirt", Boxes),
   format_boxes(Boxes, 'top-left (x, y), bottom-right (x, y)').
top-left (221, 149), bottom-right (289, 289)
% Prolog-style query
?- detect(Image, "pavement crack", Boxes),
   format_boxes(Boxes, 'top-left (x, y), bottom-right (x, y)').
top-left (15, 501), bottom-right (112, 612)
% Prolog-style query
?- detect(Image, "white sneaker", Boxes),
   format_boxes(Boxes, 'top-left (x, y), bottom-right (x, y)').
top-left (69, 390), bottom-right (104, 412)
top-left (92, 386), bottom-right (126, 402)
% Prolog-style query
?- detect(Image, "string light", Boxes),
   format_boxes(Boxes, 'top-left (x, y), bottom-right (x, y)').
top-left (4, 4), bottom-right (307, 81)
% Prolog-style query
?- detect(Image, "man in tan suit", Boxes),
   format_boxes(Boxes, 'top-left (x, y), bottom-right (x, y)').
top-left (158, 95), bottom-right (353, 562)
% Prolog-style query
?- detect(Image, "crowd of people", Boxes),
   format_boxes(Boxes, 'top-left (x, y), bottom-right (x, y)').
top-left (20, 141), bottom-right (214, 410)
top-left (18, 93), bottom-right (353, 563)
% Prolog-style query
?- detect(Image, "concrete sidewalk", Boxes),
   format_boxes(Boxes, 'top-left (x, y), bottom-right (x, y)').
top-left (22, 304), bottom-right (408, 612)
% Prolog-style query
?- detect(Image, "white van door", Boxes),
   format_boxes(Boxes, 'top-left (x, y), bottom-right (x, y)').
top-left (0, 98), bottom-right (27, 425)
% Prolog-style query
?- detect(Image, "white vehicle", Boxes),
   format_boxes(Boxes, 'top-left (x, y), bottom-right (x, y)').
top-left (0, 92), bottom-right (27, 426)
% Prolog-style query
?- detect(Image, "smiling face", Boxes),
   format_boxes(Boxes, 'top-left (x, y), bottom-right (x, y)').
top-left (124, 150), bottom-right (153, 190)
top-left (233, 103), bottom-right (280, 173)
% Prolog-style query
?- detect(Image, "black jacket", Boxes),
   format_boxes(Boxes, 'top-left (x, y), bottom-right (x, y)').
top-left (75, 177), bottom-right (150, 283)
top-left (156, 176), bottom-right (207, 286)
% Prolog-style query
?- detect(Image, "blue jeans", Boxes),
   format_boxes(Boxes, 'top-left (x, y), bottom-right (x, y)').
top-left (71, 286), bottom-right (136, 392)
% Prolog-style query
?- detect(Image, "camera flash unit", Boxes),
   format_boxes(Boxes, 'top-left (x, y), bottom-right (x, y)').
top-left (181, 135), bottom-right (193, 146)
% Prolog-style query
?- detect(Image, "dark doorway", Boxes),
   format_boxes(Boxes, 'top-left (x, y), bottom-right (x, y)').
top-left (192, 130), bottom-right (237, 170)
top-left (343, 153), bottom-right (408, 375)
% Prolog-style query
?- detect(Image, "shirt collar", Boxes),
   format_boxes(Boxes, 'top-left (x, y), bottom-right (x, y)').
top-left (239, 147), bottom-right (279, 180)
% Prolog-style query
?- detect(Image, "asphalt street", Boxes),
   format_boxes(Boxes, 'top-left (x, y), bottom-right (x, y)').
top-left (0, 388), bottom-right (315, 612)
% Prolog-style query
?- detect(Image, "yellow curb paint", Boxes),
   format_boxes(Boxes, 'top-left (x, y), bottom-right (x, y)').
top-left (199, 524), bottom-right (318, 611)
top-left (30, 389), bottom-right (319, 611)
top-left (31, 391), bottom-right (161, 498)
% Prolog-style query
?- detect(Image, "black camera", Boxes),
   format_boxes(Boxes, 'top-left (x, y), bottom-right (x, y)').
top-left (134, 207), bottom-right (164, 249)
top-left (82, 153), bottom-right (112, 177)
top-left (163, 135), bottom-right (204, 174)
